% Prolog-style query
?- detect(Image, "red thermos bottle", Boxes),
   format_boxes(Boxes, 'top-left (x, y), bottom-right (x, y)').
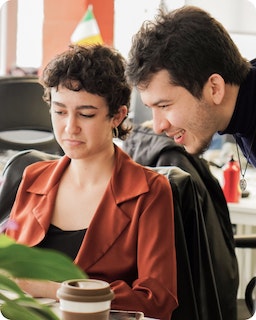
top-left (222, 155), bottom-right (241, 203)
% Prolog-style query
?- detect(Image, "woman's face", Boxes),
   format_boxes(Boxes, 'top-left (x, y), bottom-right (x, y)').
top-left (50, 85), bottom-right (118, 160)
top-left (138, 69), bottom-right (220, 155)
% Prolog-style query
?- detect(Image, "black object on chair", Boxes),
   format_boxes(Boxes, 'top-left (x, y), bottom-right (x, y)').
top-left (0, 76), bottom-right (62, 155)
top-left (234, 234), bottom-right (256, 316)
top-left (0, 149), bottom-right (59, 225)
top-left (151, 166), bottom-right (238, 320)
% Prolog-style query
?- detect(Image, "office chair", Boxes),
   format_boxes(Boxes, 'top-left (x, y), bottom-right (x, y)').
top-left (234, 234), bottom-right (256, 316)
top-left (0, 149), bottom-right (59, 226)
top-left (151, 166), bottom-right (239, 320)
top-left (0, 76), bottom-right (62, 155)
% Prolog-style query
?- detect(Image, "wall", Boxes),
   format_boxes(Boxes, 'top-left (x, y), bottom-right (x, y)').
top-left (114, 0), bottom-right (184, 58)
top-left (2, 1), bottom-right (255, 73)
top-left (42, 0), bottom-right (114, 70)
top-left (186, 0), bottom-right (256, 60)
top-left (114, 0), bottom-right (256, 60)
top-left (0, 0), bottom-right (17, 74)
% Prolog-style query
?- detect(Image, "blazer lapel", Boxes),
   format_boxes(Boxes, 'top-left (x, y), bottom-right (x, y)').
top-left (75, 185), bottom-right (131, 270)
top-left (75, 146), bottom-right (150, 270)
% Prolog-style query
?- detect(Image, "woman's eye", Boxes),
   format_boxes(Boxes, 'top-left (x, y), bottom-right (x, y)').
top-left (80, 114), bottom-right (95, 118)
top-left (54, 110), bottom-right (65, 115)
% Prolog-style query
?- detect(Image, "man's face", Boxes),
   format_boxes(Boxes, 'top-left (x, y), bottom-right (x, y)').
top-left (138, 69), bottom-right (218, 155)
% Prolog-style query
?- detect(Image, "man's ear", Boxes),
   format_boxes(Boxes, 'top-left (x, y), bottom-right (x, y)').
top-left (207, 73), bottom-right (225, 104)
top-left (112, 105), bottom-right (128, 127)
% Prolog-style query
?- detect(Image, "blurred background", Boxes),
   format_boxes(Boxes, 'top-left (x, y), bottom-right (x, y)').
top-left (0, 0), bottom-right (256, 305)
top-left (0, 0), bottom-right (256, 75)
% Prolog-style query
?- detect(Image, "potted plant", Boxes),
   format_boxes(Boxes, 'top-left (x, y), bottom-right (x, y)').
top-left (0, 234), bottom-right (87, 320)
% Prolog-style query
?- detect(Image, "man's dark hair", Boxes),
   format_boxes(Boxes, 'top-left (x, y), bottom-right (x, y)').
top-left (126, 6), bottom-right (251, 98)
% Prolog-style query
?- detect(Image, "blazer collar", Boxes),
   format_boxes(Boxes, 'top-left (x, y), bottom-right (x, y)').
top-left (27, 145), bottom-right (150, 203)
top-left (26, 155), bottom-right (70, 195)
top-left (75, 184), bottom-right (131, 269)
top-left (110, 145), bottom-right (150, 203)
top-left (77, 146), bottom-right (151, 269)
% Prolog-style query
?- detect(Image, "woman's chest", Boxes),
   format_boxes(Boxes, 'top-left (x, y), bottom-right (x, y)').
top-left (51, 182), bottom-right (108, 230)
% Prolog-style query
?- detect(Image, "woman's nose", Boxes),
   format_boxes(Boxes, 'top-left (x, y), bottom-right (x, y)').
top-left (65, 116), bottom-right (80, 134)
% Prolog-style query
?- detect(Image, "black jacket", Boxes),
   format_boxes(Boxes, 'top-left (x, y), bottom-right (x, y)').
top-left (221, 58), bottom-right (256, 166)
top-left (123, 125), bottom-right (239, 320)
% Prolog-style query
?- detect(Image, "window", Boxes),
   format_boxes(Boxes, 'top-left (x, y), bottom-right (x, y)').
top-left (0, 0), bottom-right (43, 75)
top-left (16, 0), bottom-right (43, 68)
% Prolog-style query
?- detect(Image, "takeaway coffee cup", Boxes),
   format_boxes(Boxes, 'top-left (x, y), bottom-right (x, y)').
top-left (57, 279), bottom-right (115, 320)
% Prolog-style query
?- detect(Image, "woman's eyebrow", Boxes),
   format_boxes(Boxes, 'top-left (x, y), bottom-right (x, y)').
top-left (52, 101), bottom-right (98, 110)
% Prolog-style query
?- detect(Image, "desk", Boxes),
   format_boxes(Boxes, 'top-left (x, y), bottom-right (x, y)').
top-left (50, 305), bottom-right (157, 320)
top-left (0, 309), bottom-right (157, 320)
top-left (209, 165), bottom-right (256, 298)
top-left (210, 166), bottom-right (256, 226)
top-left (228, 199), bottom-right (256, 226)
top-left (0, 300), bottom-right (158, 320)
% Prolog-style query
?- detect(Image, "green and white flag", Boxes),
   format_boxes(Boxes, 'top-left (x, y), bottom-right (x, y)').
top-left (71, 4), bottom-right (103, 45)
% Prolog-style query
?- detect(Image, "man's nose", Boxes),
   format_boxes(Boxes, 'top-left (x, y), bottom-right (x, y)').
top-left (152, 110), bottom-right (169, 135)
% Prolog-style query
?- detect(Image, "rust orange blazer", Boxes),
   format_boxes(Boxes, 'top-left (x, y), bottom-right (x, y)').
top-left (6, 146), bottom-right (178, 319)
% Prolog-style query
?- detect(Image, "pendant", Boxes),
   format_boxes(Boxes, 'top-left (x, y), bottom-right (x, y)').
top-left (240, 178), bottom-right (247, 192)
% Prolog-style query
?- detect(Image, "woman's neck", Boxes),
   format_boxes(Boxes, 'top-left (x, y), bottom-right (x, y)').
top-left (67, 146), bottom-right (116, 188)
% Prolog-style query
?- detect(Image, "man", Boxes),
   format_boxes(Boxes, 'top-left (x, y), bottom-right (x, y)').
top-left (126, 5), bottom-right (256, 177)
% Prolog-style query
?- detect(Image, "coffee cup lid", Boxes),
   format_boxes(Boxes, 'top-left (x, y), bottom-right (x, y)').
top-left (57, 279), bottom-right (115, 302)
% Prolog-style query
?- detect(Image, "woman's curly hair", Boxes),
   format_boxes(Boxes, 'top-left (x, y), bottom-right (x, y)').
top-left (40, 44), bottom-right (132, 140)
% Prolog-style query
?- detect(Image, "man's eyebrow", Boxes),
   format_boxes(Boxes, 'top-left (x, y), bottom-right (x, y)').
top-left (145, 99), bottom-right (171, 107)
top-left (52, 101), bottom-right (98, 110)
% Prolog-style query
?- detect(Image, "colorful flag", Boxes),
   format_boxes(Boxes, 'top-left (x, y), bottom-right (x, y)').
top-left (71, 4), bottom-right (103, 46)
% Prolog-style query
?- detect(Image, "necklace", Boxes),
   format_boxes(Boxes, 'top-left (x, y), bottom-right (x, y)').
top-left (235, 130), bottom-right (256, 192)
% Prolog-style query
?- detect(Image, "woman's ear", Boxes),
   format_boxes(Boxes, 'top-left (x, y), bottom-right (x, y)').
top-left (112, 105), bottom-right (128, 127)
top-left (207, 74), bottom-right (225, 105)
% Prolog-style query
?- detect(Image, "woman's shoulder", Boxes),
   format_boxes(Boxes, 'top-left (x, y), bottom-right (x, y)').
top-left (24, 157), bottom-right (61, 174)
top-left (22, 155), bottom-right (69, 185)
top-left (142, 165), bottom-right (173, 187)
top-left (128, 158), bottom-right (172, 190)
top-left (116, 145), bottom-right (172, 191)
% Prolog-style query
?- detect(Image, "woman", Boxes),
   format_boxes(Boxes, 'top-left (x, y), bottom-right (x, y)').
top-left (5, 45), bottom-right (177, 320)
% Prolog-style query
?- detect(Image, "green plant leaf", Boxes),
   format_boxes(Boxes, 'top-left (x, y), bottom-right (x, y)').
top-left (0, 279), bottom-right (60, 320)
top-left (0, 235), bottom-right (87, 319)
top-left (1, 297), bottom-right (60, 320)
top-left (0, 274), bottom-right (27, 297)
top-left (0, 235), bottom-right (15, 248)
top-left (0, 235), bottom-right (87, 281)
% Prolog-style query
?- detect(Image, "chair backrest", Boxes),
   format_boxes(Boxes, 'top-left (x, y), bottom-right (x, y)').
top-left (0, 76), bottom-right (62, 154)
top-left (0, 149), bottom-right (59, 225)
top-left (234, 235), bottom-right (256, 316)
top-left (151, 166), bottom-right (238, 320)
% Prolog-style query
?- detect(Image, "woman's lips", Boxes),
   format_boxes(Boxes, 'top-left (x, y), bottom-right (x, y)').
top-left (63, 139), bottom-right (84, 146)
